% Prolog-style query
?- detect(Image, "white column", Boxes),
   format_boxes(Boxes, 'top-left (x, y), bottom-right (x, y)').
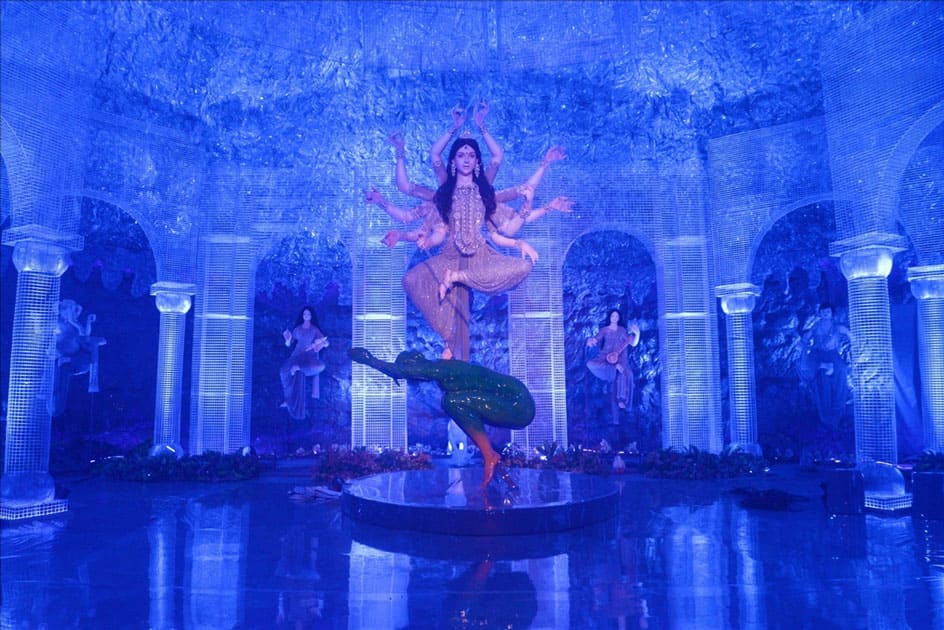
top-left (190, 235), bottom-right (254, 455)
top-left (150, 282), bottom-right (195, 457)
top-left (1, 237), bottom-right (71, 519)
top-left (836, 242), bottom-right (901, 463)
top-left (908, 264), bottom-right (944, 452)
top-left (717, 283), bottom-right (761, 455)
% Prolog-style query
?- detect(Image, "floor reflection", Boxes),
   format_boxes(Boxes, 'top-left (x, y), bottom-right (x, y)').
top-left (2, 465), bottom-right (944, 628)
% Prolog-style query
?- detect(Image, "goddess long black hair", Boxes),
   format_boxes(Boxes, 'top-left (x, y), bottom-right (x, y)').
top-left (294, 305), bottom-right (321, 329)
top-left (433, 138), bottom-right (497, 224)
top-left (602, 308), bottom-right (625, 328)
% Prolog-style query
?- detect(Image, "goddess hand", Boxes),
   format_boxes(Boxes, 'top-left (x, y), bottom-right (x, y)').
top-left (365, 187), bottom-right (384, 205)
top-left (587, 337), bottom-right (598, 348)
top-left (518, 240), bottom-right (539, 264)
top-left (473, 100), bottom-right (490, 128)
top-left (415, 230), bottom-right (431, 250)
top-left (543, 145), bottom-right (566, 164)
top-left (388, 131), bottom-right (405, 151)
top-left (282, 330), bottom-right (292, 344)
top-left (382, 230), bottom-right (400, 249)
top-left (450, 105), bottom-right (467, 130)
top-left (548, 196), bottom-right (574, 213)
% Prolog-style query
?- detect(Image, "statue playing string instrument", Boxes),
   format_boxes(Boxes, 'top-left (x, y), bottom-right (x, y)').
top-left (349, 348), bottom-right (535, 488)
top-left (586, 308), bottom-right (640, 411)
top-left (50, 299), bottom-right (106, 416)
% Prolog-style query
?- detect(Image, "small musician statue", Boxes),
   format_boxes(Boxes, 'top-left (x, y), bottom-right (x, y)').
top-left (50, 299), bottom-right (107, 416)
top-left (586, 309), bottom-right (640, 422)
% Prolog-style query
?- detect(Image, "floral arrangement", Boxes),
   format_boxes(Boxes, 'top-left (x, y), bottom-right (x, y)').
top-left (93, 441), bottom-right (263, 482)
top-left (500, 442), bottom-right (624, 477)
top-left (312, 447), bottom-right (432, 487)
top-left (640, 446), bottom-right (768, 480)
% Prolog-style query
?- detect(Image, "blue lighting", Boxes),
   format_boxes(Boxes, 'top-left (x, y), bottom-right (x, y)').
top-left (1, 1), bottom-right (943, 626)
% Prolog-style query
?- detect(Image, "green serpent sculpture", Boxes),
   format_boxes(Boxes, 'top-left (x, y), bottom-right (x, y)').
top-left (349, 348), bottom-right (535, 487)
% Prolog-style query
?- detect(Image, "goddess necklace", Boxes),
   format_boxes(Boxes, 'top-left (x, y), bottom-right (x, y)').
top-left (452, 185), bottom-right (485, 255)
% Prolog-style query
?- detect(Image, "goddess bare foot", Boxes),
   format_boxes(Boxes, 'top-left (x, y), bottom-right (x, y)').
top-left (438, 270), bottom-right (456, 302)
top-left (481, 453), bottom-right (501, 488)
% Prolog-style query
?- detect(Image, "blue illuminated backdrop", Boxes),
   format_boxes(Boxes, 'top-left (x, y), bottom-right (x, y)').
top-left (1, 1), bottom-right (942, 519)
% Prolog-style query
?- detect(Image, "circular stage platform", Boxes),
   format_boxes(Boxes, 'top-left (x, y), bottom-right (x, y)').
top-left (342, 467), bottom-right (620, 536)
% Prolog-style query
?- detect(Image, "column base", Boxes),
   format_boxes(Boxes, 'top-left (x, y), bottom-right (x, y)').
top-left (0, 498), bottom-right (69, 521)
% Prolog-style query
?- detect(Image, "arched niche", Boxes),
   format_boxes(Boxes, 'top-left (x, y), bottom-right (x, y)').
top-left (57, 197), bottom-right (159, 446)
top-left (896, 121), bottom-right (944, 268)
top-left (562, 229), bottom-right (660, 451)
top-left (252, 232), bottom-right (352, 453)
top-left (748, 201), bottom-right (849, 459)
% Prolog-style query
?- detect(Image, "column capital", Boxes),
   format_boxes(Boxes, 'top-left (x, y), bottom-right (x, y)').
top-left (829, 232), bottom-right (906, 281)
top-left (4, 226), bottom-right (84, 276)
top-left (151, 282), bottom-right (196, 314)
top-left (908, 264), bottom-right (944, 300)
top-left (837, 246), bottom-right (899, 281)
top-left (716, 283), bottom-right (760, 315)
top-left (12, 240), bottom-right (71, 276)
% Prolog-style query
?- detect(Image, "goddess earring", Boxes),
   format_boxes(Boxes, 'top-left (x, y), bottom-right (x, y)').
top-left (450, 161), bottom-right (456, 177)
top-left (474, 163), bottom-right (480, 178)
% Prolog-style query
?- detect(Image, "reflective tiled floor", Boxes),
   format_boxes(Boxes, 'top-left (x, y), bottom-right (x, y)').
top-left (3, 461), bottom-right (943, 629)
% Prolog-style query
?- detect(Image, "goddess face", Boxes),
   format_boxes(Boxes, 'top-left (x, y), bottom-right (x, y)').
top-left (609, 310), bottom-right (620, 325)
top-left (453, 144), bottom-right (478, 177)
top-left (302, 309), bottom-right (312, 322)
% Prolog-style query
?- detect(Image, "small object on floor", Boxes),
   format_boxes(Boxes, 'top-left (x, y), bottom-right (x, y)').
top-left (288, 485), bottom-right (342, 503)
top-left (612, 454), bottom-right (626, 473)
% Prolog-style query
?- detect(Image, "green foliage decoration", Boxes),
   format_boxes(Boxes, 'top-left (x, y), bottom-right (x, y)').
top-left (313, 448), bottom-right (433, 487)
top-left (94, 442), bottom-right (264, 482)
top-left (641, 446), bottom-right (768, 480)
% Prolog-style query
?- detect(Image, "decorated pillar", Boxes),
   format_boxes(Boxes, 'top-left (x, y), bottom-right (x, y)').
top-left (833, 235), bottom-right (905, 464)
top-left (508, 225), bottom-right (568, 455)
top-left (717, 283), bottom-right (761, 454)
top-left (908, 264), bottom-right (944, 451)
top-left (190, 235), bottom-right (254, 455)
top-left (1, 233), bottom-right (74, 520)
top-left (150, 281), bottom-right (196, 457)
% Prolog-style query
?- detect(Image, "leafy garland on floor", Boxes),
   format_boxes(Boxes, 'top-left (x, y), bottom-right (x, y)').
top-left (640, 446), bottom-right (768, 480)
top-left (312, 448), bottom-right (433, 487)
top-left (93, 441), bottom-right (264, 482)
